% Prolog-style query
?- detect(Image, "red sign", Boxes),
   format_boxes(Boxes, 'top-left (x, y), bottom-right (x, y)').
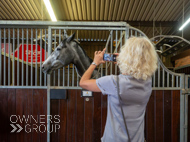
top-left (1, 43), bottom-right (12, 54)
top-left (13, 44), bottom-right (47, 63)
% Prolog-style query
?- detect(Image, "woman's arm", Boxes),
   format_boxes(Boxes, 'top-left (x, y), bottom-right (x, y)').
top-left (79, 48), bottom-right (106, 92)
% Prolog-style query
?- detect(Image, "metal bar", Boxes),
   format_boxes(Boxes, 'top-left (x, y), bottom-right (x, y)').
top-left (0, 21), bottom-right (128, 27)
top-left (180, 91), bottom-right (185, 142)
top-left (47, 26), bottom-right (52, 142)
top-left (72, 65), bottom-right (74, 86)
top-left (0, 29), bottom-right (1, 85)
top-left (35, 29), bottom-right (37, 86)
top-left (62, 30), bottom-right (67, 86)
top-left (67, 65), bottom-right (70, 86)
top-left (110, 30), bottom-right (113, 75)
top-left (8, 28), bottom-right (10, 85)
top-left (77, 68), bottom-right (79, 87)
top-left (153, 72), bottom-right (155, 87)
top-left (4, 28), bottom-right (6, 85)
top-left (31, 28), bottom-right (33, 86)
top-left (135, 31), bottom-right (137, 36)
top-left (58, 29), bottom-right (61, 86)
top-left (125, 28), bottom-right (129, 42)
top-left (184, 94), bottom-right (188, 142)
top-left (115, 30), bottom-right (118, 75)
top-left (40, 29), bottom-right (42, 86)
top-left (54, 29), bottom-right (56, 86)
top-left (0, 86), bottom-right (180, 90)
top-left (120, 30), bottom-right (122, 52)
top-left (0, 86), bottom-right (47, 89)
top-left (172, 75), bottom-right (174, 87)
top-left (180, 74), bottom-right (185, 142)
top-left (44, 29), bottom-right (47, 86)
top-left (63, 66), bottom-right (65, 86)
top-left (105, 30), bottom-right (113, 75)
top-left (22, 28), bottom-right (24, 86)
top-left (50, 86), bottom-right (82, 89)
top-left (162, 68), bottom-right (165, 87)
top-left (17, 28), bottom-right (19, 85)
top-left (101, 64), bottom-right (103, 77)
top-left (45, 27), bottom-right (127, 31)
top-left (167, 72), bottom-right (169, 87)
top-left (152, 87), bottom-right (181, 90)
top-left (177, 76), bottom-right (179, 88)
top-left (158, 62), bottom-right (160, 87)
top-left (12, 28), bottom-right (15, 85)
top-left (26, 28), bottom-right (28, 86)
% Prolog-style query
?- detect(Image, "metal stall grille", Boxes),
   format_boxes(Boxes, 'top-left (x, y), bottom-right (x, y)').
top-left (48, 27), bottom-right (127, 89)
top-left (0, 27), bottom-right (48, 89)
top-left (0, 21), bottom-right (187, 142)
top-left (0, 21), bottom-right (128, 89)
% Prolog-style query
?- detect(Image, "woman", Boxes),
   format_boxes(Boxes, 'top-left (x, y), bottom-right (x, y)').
top-left (79, 37), bottom-right (158, 142)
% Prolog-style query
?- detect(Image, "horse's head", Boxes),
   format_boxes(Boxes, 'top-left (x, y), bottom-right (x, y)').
top-left (42, 33), bottom-right (76, 74)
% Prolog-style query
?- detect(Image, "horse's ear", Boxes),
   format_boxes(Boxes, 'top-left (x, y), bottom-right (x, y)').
top-left (62, 32), bottom-right (66, 40)
top-left (66, 33), bottom-right (75, 43)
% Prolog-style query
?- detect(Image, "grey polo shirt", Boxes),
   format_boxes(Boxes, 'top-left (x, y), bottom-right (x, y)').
top-left (96, 74), bottom-right (152, 142)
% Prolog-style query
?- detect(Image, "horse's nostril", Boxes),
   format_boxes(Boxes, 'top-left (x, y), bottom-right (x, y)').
top-left (42, 65), bottom-right (44, 69)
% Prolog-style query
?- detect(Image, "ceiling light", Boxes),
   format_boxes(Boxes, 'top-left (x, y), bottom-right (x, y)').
top-left (43, 0), bottom-right (57, 21)
top-left (179, 17), bottom-right (190, 31)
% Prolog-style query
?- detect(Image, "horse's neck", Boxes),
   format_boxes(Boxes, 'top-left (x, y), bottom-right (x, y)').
top-left (73, 47), bottom-right (98, 77)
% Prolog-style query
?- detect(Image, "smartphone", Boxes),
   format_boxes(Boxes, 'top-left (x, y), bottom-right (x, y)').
top-left (103, 53), bottom-right (117, 62)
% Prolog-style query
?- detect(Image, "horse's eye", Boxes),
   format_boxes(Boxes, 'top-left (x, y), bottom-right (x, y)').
top-left (57, 48), bottom-right (61, 51)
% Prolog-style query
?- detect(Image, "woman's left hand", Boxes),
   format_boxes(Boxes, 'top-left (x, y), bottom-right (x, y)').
top-left (93, 48), bottom-right (106, 66)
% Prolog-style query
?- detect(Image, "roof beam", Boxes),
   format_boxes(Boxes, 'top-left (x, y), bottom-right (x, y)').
top-left (126, 21), bottom-right (179, 27)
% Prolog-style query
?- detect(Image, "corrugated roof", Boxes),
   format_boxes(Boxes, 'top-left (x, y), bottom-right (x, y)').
top-left (1, 0), bottom-right (190, 38)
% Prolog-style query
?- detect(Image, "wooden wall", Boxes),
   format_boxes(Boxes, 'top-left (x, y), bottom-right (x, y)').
top-left (0, 89), bottom-right (47, 142)
top-left (145, 90), bottom-right (180, 142)
top-left (0, 89), bottom-right (183, 142)
top-left (51, 90), bottom-right (181, 142)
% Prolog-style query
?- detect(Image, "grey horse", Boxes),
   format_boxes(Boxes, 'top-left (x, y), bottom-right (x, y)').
top-left (42, 33), bottom-right (99, 78)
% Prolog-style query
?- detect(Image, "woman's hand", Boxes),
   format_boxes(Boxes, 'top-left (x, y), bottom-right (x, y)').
top-left (93, 48), bottom-right (106, 66)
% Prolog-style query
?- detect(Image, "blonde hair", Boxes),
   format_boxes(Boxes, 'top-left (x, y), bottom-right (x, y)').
top-left (117, 37), bottom-right (158, 80)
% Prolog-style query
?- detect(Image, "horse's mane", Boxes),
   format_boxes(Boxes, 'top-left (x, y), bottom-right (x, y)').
top-left (73, 40), bottom-right (93, 63)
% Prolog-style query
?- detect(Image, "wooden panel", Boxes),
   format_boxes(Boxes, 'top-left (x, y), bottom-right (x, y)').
top-left (23, 89), bottom-right (33, 142)
top-left (171, 90), bottom-right (180, 142)
top-left (163, 90), bottom-right (172, 142)
top-left (16, 89), bottom-right (25, 142)
top-left (155, 90), bottom-right (164, 142)
top-left (84, 97), bottom-right (93, 142)
top-left (50, 99), bottom-right (59, 142)
top-left (175, 56), bottom-right (190, 68)
top-left (145, 90), bottom-right (180, 142)
top-left (0, 89), bottom-right (47, 142)
top-left (145, 90), bottom-right (155, 142)
top-left (50, 90), bottom-right (107, 142)
top-left (67, 90), bottom-right (77, 142)
top-left (7, 89), bottom-right (16, 142)
top-left (93, 92), bottom-right (102, 142)
top-left (0, 89), bottom-right (8, 142)
top-left (76, 90), bottom-right (84, 142)
top-left (187, 96), bottom-right (190, 142)
top-left (0, 88), bottom-right (182, 142)
top-left (101, 95), bottom-right (107, 136)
